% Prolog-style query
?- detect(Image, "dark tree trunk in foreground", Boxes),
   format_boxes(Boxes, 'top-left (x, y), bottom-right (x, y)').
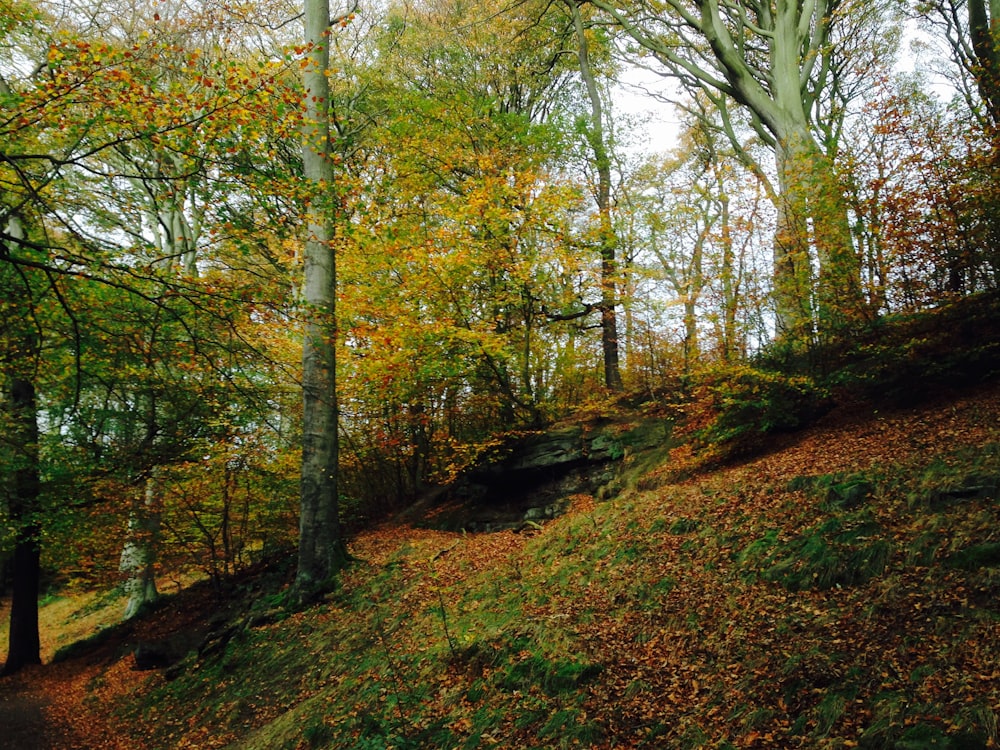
top-left (2, 377), bottom-right (41, 675)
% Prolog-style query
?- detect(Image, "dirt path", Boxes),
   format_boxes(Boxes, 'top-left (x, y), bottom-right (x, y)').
top-left (0, 571), bottom-right (227, 749)
top-left (0, 670), bottom-right (54, 750)
top-left (0, 600), bottom-right (57, 750)
top-left (1, 593), bottom-right (135, 750)
top-left (0, 657), bottom-right (132, 750)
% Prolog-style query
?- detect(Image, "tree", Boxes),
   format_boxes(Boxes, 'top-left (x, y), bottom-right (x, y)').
top-left (569, 2), bottom-right (623, 390)
top-left (296, 0), bottom-right (349, 596)
top-left (1, 2), bottom-right (63, 672)
top-left (843, 74), bottom-right (1000, 306)
top-left (0, 0), bottom-right (304, 663)
top-left (963, 0), bottom-right (1000, 123)
top-left (0, 212), bottom-right (42, 674)
top-left (586, 0), bottom-right (877, 339)
top-left (622, 95), bottom-right (770, 371)
top-left (912, 0), bottom-right (1000, 286)
top-left (330, 0), bottom-right (591, 503)
top-left (915, 0), bottom-right (1000, 127)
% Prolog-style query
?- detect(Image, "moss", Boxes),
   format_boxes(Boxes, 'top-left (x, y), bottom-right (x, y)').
top-left (946, 542), bottom-right (1000, 570)
top-left (740, 512), bottom-right (892, 591)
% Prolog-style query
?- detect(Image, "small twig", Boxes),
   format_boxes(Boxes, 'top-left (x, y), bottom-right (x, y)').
top-left (434, 584), bottom-right (458, 660)
top-left (430, 540), bottom-right (461, 562)
top-left (371, 606), bottom-right (408, 721)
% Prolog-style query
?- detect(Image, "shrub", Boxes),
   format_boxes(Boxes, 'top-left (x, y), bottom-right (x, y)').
top-left (694, 365), bottom-right (830, 456)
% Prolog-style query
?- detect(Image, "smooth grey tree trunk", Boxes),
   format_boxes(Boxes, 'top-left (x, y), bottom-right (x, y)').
top-left (297, 0), bottom-right (345, 597)
top-left (590, 0), bottom-right (867, 340)
top-left (120, 473), bottom-right (161, 620)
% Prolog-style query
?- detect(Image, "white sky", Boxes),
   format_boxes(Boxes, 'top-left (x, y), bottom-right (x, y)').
top-left (612, 66), bottom-right (683, 157)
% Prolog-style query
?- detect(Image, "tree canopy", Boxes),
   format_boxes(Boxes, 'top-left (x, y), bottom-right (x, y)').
top-left (2, 0), bottom-right (998, 673)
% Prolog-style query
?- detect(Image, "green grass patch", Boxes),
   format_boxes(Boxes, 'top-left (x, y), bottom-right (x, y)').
top-left (788, 472), bottom-right (878, 510)
top-left (740, 510), bottom-right (892, 590)
top-left (945, 542), bottom-right (1000, 570)
top-left (906, 444), bottom-right (1000, 509)
top-left (669, 517), bottom-right (702, 535)
top-left (108, 373), bottom-right (1000, 750)
top-left (537, 706), bottom-right (604, 745)
top-left (492, 649), bottom-right (602, 696)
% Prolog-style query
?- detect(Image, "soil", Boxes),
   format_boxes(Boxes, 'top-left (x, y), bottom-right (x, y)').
top-left (1, 378), bottom-right (999, 749)
top-left (0, 578), bottom-right (233, 750)
top-left (0, 672), bottom-right (53, 750)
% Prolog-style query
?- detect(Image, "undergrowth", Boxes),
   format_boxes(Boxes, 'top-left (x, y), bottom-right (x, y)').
top-left (57, 344), bottom-right (1000, 749)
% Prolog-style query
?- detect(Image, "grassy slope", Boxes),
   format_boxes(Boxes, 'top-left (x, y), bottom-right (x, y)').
top-left (9, 289), bottom-right (1000, 750)
top-left (77, 378), bottom-right (999, 750)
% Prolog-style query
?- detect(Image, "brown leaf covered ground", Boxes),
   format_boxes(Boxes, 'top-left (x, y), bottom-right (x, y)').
top-left (2, 380), bottom-right (1000, 749)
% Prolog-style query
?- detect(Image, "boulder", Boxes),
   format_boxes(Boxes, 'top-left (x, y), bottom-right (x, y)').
top-left (423, 411), bottom-right (672, 532)
top-left (133, 640), bottom-right (181, 670)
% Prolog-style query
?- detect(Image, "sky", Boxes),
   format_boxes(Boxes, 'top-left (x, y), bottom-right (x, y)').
top-left (612, 65), bottom-right (683, 157)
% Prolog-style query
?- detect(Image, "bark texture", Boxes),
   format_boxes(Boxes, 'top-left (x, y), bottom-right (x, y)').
top-left (969, 0), bottom-right (1000, 125)
top-left (589, 0), bottom-right (868, 339)
top-left (571, 3), bottom-right (623, 390)
top-left (120, 474), bottom-right (161, 620)
top-left (297, 0), bottom-right (346, 596)
top-left (2, 377), bottom-right (41, 675)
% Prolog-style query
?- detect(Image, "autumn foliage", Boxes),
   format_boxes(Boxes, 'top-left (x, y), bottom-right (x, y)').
top-left (2, 0), bottom-right (1000, 745)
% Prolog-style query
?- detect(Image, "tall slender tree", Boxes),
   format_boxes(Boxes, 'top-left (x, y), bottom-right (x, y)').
top-left (569, 2), bottom-right (623, 390)
top-left (0, 0), bottom-right (301, 663)
top-left (917, 0), bottom-right (1000, 127)
top-left (296, 0), bottom-right (348, 596)
top-left (1, 212), bottom-right (42, 674)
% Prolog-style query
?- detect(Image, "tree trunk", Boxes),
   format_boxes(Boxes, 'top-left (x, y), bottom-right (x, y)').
top-left (120, 473), bottom-right (161, 620)
top-left (683, 232), bottom-right (704, 373)
top-left (969, 0), bottom-right (1000, 125)
top-left (773, 138), bottom-right (817, 339)
top-left (2, 377), bottom-right (41, 675)
top-left (571, 3), bottom-right (623, 391)
top-left (2, 209), bottom-right (41, 676)
top-left (297, 0), bottom-right (346, 598)
top-left (590, 0), bottom-right (867, 345)
top-left (774, 126), bottom-right (866, 340)
top-left (717, 189), bottom-right (739, 360)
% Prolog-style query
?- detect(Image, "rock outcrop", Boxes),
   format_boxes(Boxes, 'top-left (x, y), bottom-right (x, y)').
top-left (417, 413), bottom-right (672, 532)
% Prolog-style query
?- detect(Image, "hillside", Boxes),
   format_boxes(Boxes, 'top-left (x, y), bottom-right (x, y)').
top-left (3, 377), bottom-right (1000, 749)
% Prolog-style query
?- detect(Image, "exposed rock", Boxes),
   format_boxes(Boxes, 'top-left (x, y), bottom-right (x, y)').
top-left (928, 473), bottom-right (999, 505)
top-left (133, 640), bottom-right (181, 670)
top-left (132, 618), bottom-right (225, 673)
top-left (415, 409), bottom-right (673, 532)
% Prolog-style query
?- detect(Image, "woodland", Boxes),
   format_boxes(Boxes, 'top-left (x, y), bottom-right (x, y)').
top-left (2, 0), bottom-right (1000, 747)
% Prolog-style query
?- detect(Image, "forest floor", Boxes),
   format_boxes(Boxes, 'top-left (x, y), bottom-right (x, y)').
top-left (0, 576), bottom-right (131, 749)
top-left (0, 574), bottom-right (223, 749)
top-left (2, 378), bottom-right (1000, 748)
